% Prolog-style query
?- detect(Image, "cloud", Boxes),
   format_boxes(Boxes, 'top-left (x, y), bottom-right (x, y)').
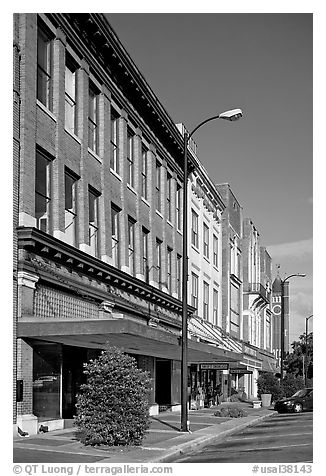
top-left (267, 238), bottom-right (313, 260)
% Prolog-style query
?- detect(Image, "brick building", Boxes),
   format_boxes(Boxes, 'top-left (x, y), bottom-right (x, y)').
top-left (271, 271), bottom-right (289, 368)
top-left (13, 13), bottom-right (241, 435)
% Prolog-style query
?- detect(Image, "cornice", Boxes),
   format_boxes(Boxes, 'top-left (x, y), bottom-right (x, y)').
top-left (17, 227), bottom-right (195, 320)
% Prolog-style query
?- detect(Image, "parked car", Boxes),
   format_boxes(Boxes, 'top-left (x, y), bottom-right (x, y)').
top-left (274, 388), bottom-right (313, 413)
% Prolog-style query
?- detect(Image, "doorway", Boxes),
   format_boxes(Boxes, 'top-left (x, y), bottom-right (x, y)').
top-left (155, 359), bottom-right (171, 408)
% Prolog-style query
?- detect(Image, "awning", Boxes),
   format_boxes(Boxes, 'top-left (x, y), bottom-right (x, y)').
top-left (260, 359), bottom-right (279, 373)
top-left (18, 315), bottom-right (242, 364)
top-left (188, 315), bottom-right (243, 353)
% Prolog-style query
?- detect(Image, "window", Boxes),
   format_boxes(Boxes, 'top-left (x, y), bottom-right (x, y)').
top-left (167, 173), bottom-right (172, 222)
top-left (203, 223), bottom-right (209, 259)
top-left (176, 254), bottom-right (182, 299)
top-left (230, 243), bottom-right (235, 275)
top-left (65, 59), bottom-right (77, 134)
top-left (128, 217), bottom-right (136, 275)
top-left (35, 151), bottom-right (52, 232)
top-left (213, 235), bottom-right (218, 267)
top-left (37, 25), bottom-right (53, 110)
top-left (156, 239), bottom-right (162, 287)
top-left (203, 281), bottom-right (209, 320)
top-left (64, 170), bottom-right (78, 246)
top-left (191, 209), bottom-right (199, 248)
top-left (127, 129), bottom-right (135, 188)
top-left (237, 251), bottom-right (241, 278)
top-left (110, 109), bottom-right (119, 173)
top-left (88, 189), bottom-right (99, 256)
top-left (167, 247), bottom-right (173, 294)
top-left (266, 315), bottom-right (271, 350)
top-left (88, 84), bottom-right (99, 154)
top-left (111, 204), bottom-right (120, 268)
top-left (230, 283), bottom-right (240, 337)
top-left (142, 227), bottom-right (149, 280)
top-left (191, 273), bottom-right (198, 309)
top-left (141, 146), bottom-right (148, 199)
top-left (176, 184), bottom-right (182, 230)
top-left (213, 288), bottom-right (219, 325)
top-left (156, 162), bottom-right (162, 212)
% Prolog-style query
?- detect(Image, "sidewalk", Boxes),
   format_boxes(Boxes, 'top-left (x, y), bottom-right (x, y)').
top-left (14, 402), bottom-right (276, 463)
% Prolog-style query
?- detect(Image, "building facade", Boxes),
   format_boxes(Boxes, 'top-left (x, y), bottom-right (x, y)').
top-left (13, 13), bottom-right (241, 435)
top-left (242, 218), bottom-right (275, 397)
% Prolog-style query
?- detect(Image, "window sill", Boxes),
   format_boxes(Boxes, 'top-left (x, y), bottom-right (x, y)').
top-left (156, 210), bottom-right (164, 219)
top-left (37, 100), bottom-right (57, 122)
top-left (65, 128), bottom-right (81, 144)
top-left (110, 168), bottom-right (122, 181)
top-left (127, 184), bottom-right (137, 195)
top-left (191, 244), bottom-right (200, 254)
top-left (167, 219), bottom-right (174, 228)
top-left (88, 148), bottom-right (102, 164)
top-left (141, 197), bottom-right (150, 207)
top-left (203, 256), bottom-right (210, 264)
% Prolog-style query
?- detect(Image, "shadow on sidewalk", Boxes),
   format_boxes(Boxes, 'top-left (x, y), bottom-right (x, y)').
top-left (150, 416), bottom-right (180, 432)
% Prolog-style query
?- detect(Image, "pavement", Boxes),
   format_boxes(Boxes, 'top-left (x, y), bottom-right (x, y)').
top-left (13, 402), bottom-right (276, 463)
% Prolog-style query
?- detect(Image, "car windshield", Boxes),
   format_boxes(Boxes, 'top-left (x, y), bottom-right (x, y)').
top-left (292, 389), bottom-right (311, 398)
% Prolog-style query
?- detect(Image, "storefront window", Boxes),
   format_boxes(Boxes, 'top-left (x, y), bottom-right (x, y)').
top-left (33, 342), bottom-right (61, 420)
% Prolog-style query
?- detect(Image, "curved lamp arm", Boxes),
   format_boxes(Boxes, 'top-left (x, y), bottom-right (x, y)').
top-left (188, 108), bottom-right (243, 141)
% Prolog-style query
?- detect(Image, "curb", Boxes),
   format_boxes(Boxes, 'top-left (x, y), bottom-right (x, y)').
top-left (149, 411), bottom-right (274, 463)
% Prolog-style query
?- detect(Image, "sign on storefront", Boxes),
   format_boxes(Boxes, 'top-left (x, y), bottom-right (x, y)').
top-left (200, 363), bottom-right (229, 370)
top-left (230, 368), bottom-right (253, 374)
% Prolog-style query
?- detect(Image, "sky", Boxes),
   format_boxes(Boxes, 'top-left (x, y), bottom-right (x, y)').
top-left (106, 12), bottom-right (313, 342)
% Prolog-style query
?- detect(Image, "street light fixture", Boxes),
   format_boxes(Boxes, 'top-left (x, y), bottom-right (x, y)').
top-left (304, 314), bottom-right (313, 386)
top-left (181, 108), bottom-right (243, 432)
top-left (280, 273), bottom-right (306, 381)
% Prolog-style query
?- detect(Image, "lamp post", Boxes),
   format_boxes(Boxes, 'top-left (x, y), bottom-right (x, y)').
top-left (180, 108), bottom-right (243, 432)
top-left (280, 273), bottom-right (306, 381)
top-left (304, 314), bottom-right (313, 386)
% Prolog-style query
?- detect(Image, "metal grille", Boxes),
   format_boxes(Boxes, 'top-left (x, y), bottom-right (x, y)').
top-left (34, 285), bottom-right (99, 320)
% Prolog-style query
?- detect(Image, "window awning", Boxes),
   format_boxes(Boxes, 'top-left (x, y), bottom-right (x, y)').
top-left (188, 315), bottom-right (243, 353)
top-left (18, 315), bottom-right (242, 363)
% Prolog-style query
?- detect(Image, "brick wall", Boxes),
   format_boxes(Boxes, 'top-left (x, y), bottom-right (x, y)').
top-left (13, 13), bottom-right (21, 424)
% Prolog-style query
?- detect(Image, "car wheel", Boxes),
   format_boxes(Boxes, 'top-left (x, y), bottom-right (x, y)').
top-left (293, 402), bottom-right (303, 413)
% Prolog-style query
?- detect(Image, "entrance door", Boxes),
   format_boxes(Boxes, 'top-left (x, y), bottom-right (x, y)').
top-left (62, 346), bottom-right (88, 419)
top-left (155, 359), bottom-right (171, 407)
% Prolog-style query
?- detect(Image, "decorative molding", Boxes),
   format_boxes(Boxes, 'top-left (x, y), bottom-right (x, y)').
top-left (17, 271), bottom-right (39, 289)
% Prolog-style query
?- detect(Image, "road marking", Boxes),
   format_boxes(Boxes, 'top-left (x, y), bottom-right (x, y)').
top-left (230, 432), bottom-right (312, 441)
top-left (212, 443), bottom-right (312, 453)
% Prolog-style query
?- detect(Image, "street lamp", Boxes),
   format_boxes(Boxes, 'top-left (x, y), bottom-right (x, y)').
top-left (181, 108), bottom-right (243, 432)
top-left (280, 273), bottom-right (306, 381)
top-left (304, 314), bottom-right (313, 386)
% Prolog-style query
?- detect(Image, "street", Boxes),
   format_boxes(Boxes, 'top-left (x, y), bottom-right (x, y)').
top-left (173, 412), bottom-right (313, 463)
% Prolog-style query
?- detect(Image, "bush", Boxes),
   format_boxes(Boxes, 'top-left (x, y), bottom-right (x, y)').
top-left (214, 406), bottom-right (248, 418)
top-left (257, 372), bottom-right (283, 402)
top-left (229, 390), bottom-right (248, 402)
top-left (74, 345), bottom-right (152, 447)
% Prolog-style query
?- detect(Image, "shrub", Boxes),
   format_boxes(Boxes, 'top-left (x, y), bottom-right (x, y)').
top-left (74, 345), bottom-right (152, 447)
top-left (213, 406), bottom-right (248, 418)
top-left (229, 390), bottom-right (248, 402)
top-left (257, 372), bottom-right (283, 402)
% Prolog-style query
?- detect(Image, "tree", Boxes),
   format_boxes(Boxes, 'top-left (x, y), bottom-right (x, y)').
top-left (74, 345), bottom-right (152, 446)
top-left (284, 332), bottom-right (313, 380)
